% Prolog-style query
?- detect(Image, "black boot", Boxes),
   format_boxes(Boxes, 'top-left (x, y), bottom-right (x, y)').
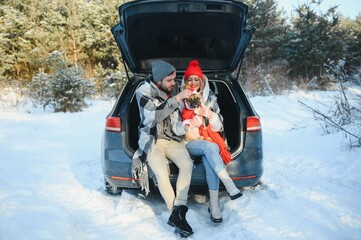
top-left (167, 205), bottom-right (194, 237)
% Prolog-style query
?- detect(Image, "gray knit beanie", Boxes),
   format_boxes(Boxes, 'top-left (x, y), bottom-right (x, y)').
top-left (151, 60), bottom-right (176, 83)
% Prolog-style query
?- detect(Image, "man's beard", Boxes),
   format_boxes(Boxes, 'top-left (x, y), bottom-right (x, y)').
top-left (159, 84), bottom-right (172, 94)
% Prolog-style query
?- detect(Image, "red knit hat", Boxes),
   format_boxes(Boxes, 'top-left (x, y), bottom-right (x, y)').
top-left (184, 60), bottom-right (204, 80)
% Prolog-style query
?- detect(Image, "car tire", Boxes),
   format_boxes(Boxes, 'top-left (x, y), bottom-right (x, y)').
top-left (104, 178), bottom-right (123, 195)
top-left (252, 180), bottom-right (262, 188)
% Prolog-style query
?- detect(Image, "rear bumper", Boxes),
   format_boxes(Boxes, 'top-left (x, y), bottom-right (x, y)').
top-left (102, 131), bottom-right (263, 190)
top-left (102, 149), bottom-right (263, 190)
top-left (105, 170), bottom-right (262, 190)
top-left (105, 175), bottom-right (139, 189)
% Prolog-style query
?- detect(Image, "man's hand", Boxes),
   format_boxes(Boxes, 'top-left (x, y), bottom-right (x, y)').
top-left (175, 89), bottom-right (193, 102)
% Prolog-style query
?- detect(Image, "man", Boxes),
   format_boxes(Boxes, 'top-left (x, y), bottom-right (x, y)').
top-left (132, 59), bottom-right (196, 237)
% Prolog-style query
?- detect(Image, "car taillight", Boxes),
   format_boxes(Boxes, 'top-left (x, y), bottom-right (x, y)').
top-left (246, 116), bottom-right (261, 132)
top-left (105, 116), bottom-right (121, 132)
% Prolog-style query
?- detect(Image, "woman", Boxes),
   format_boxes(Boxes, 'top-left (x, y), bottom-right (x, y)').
top-left (180, 60), bottom-right (242, 223)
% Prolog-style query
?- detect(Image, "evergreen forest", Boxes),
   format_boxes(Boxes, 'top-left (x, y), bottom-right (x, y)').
top-left (1, 0), bottom-right (360, 110)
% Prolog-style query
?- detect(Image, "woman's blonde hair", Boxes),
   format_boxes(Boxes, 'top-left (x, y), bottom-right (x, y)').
top-left (184, 77), bottom-right (205, 94)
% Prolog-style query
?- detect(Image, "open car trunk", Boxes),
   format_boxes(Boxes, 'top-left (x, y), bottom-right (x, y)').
top-left (126, 79), bottom-right (242, 155)
top-left (112, 0), bottom-right (255, 77)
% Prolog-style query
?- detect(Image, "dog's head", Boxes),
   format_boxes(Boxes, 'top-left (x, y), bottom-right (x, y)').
top-left (186, 94), bottom-right (202, 109)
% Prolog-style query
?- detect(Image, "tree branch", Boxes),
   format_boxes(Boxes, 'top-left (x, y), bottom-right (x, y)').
top-left (298, 100), bottom-right (360, 139)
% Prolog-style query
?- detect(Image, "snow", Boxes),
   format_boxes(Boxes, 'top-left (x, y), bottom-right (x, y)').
top-left (1, 91), bottom-right (360, 240)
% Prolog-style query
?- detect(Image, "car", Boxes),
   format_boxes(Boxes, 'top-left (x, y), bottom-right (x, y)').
top-left (101, 0), bottom-right (262, 195)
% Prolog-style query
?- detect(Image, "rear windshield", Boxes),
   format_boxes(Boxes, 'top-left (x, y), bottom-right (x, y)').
top-left (128, 13), bottom-right (239, 63)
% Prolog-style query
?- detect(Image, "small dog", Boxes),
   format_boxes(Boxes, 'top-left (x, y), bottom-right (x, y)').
top-left (183, 91), bottom-right (205, 142)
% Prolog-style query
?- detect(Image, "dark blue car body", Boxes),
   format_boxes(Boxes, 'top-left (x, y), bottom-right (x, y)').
top-left (101, 0), bottom-right (262, 194)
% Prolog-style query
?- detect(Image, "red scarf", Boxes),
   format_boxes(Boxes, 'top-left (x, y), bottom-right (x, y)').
top-left (199, 125), bottom-right (232, 165)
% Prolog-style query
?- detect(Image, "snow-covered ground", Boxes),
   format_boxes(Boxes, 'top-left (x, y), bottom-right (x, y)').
top-left (0, 91), bottom-right (360, 240)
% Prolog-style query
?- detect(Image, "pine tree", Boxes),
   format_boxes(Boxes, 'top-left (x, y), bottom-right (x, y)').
top-left (0, 1), bottom-right (33, 82)
top-left (29, 51), bottom-right (94, 112)
top-left (0, 0), bottom-right (121, 84)
top-left (51, 65), bottom-right (94, 112)
top-left (80, 0), bottom-right (120, 71)
top-left (245, 0), bottom-right (287, 66)
top-left (285, 1), bottom-right (344, 78)
top-left (339, 15), bottom-right (361, 72)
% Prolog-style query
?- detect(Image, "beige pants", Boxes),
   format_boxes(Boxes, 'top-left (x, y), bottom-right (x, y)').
top-left (147, 139), bottom-right (193, 211)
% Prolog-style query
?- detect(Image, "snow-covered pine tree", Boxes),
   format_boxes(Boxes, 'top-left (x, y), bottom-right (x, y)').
top-left (29, 51), bottom-right (94, 112)
top-left (50, 66), bottom-right (94, 112)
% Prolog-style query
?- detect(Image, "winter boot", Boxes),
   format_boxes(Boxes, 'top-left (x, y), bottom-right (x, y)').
top-left (167, 205), bottom-right (194, 237)
top-left (208, 189), bottom-right (222, 223)
top-left (218, 169), bottom-right (243, 200)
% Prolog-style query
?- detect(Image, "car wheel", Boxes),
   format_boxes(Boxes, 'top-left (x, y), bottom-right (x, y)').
top-left (249, 180), bottom-right (263, 191)
top-left (104, 178), bottom-right (123, 195)
top-left (252, 180), bottom-right (262, 188)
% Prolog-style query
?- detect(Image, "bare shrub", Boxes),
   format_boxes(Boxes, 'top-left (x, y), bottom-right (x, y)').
top-left (241, 59), bottom-right (293, 96)
top-left (93, 63), bottom-right (128, 100)
top-left (0, 81), bottom-right (27, 110)
top-left (299, 60), bottom-right (361, 148)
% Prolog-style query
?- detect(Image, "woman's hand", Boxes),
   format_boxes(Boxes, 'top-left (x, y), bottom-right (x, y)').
top-left (189, 115), bottom-right (203, 128)
top-left (194, 105), bottom-right (214, 119)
